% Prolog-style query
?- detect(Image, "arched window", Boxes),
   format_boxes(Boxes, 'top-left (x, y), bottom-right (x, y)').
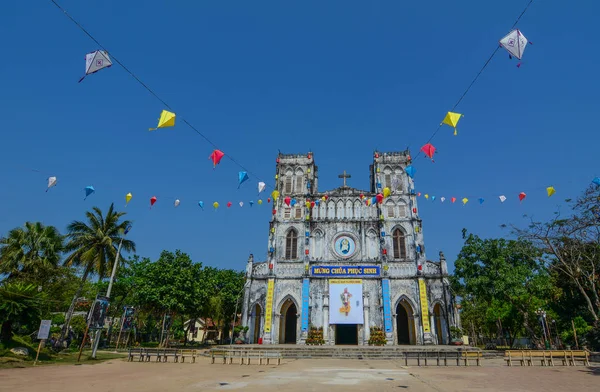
top-left (393, 228), bottom-right (406, 259)
top-left (285, 229), bottom-right (298, 260)
top-left (294, 169), bottom-right (304, 194)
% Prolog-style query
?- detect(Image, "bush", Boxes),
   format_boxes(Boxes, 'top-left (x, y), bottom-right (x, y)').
top-left (368, 327), bottom-right (386, 346)
top-left (586, 323), bottom-right (600, 351)
top-left (306, 327), bottom-right (325, 345)
top-left (51, 314), bottom-right (66, 326)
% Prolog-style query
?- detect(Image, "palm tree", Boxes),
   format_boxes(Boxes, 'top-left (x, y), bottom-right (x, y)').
top-left (63, 203), bottom-right (135, 281)
top-left (55, 203), bottom-right (135, 349)
top-left (0, 222), bottom-right (64, 281)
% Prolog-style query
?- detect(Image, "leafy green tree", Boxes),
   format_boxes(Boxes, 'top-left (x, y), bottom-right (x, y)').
top-left (452, 230), bottom-right (556, 347)
top-left (0, 282), bottom-right (47, 342)
top-left (132, 250), bottom-right (208, 346)
top-left (513, 185), bottom-right (600, 325)
top-left (0, 222), bottom-right (63, 282)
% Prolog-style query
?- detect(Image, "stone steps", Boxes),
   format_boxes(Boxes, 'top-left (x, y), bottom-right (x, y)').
top-left (213, 345), bottom-right (482, 360)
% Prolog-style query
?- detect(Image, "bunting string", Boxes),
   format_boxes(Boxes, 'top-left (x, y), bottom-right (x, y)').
top-left (412, 0), bottom-right (535, 161)
top-left (34, 0), bottom-right (596, 219)
top-left (49, 0), bottom-right (271, 191)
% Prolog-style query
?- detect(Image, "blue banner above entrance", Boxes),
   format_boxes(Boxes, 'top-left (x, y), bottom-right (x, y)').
top-left (310, 265), bottom-right (380, 277)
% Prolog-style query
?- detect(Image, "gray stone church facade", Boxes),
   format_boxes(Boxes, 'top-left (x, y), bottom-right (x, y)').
top-left (241, 151), bottom-right (459, 345)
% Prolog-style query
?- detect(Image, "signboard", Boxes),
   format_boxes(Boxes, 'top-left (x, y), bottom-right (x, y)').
top-left (301, 279), bottom-right (310, 332)
top-left (381, 279), bottom-right (393, 333)
top-left (311, 265), bottom-right (380, 277)
top-left (89, 296), bottom-right (110, 330)
top-left (264, 278), bottom-right (275, 333)
top-left (418, 279), bottom-right (431, 333)
top-left (121, 306), bottom-right (135, 331)
top-left (329, 279), bottom-right (363, 325)
top-left (37, 320), bottom-right (51, 340)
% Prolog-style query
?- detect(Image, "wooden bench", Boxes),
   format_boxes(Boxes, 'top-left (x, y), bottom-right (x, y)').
top-left (128, 348), bottom-right (198, 363)
top-left (128, 348), bottom-right (145, 362)
top-left (504, 350), bottom-right (590, 366)
top-left (241, 351), bottom-right (282, 365)
top-left (566, 350), bottom-right (590, 366)
top-left (210, 349), bottom-right (282, 365)
top-left (210, 349), bottom-right (231, 364)
top-left (160, 349), bottom-right (180, 362)
top-left (144, 348), bottom-right (164, 362)
top-left (179, 349), bottom-right (197, 363)
top-left (461, 351), bottom-right (482, 366)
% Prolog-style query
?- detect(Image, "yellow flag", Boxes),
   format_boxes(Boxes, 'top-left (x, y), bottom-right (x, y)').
top-left (149, 110), bottom-right (176, 131)
top-left (441, 111), bottom-right (463, 136)
top-left (271, 190), bottom-right (280, 201)
top-left (383, 187), bottom-right (391, 198)
top-left (546, 186), bottom-right (556, 197)
top-left (462, 197), bottom-right (469, 205)
top-left (424, 194), bottom-right (429, 199)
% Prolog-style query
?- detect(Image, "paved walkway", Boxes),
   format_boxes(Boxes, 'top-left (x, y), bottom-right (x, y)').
top-left (0, 358), bottom-right (598, 391)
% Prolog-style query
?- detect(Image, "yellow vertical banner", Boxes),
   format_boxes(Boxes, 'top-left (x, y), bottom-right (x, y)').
top-left (264, 278), bottom-right (275, 333)
top-left (418, 279), bottom-right (431, 333)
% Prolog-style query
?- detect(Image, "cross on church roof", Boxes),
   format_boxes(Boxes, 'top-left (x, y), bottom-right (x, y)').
top-left (338, 170), bottom-right (351, 187)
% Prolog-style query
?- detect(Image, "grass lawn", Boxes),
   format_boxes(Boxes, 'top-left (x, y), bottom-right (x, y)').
top-left (0, 347), bottom-right (126, 369)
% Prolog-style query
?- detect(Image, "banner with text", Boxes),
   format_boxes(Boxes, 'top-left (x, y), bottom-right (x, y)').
top-left (418, 279), bottom-right (431, 333)
top-left (264, 278), bottom-right (275, 333)
top-left (311, 266), bottom-right (380, 277)
top-left (329, 279), bottom-right (364, 325)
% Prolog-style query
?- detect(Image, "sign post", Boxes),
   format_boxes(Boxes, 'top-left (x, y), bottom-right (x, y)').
top-left (34, 320), bottom-right (51, 366)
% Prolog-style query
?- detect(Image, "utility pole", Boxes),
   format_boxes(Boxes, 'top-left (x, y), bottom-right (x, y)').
top-left (90, 225), bottom-right (131, 359)
top-left (229, 287), bottom-right (246, 349)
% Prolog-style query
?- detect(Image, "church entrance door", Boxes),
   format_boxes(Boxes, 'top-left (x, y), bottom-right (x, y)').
top-left (396, 300), bottom-right (415, 345)
top-left (335, 324), bottom-right (358, 345)
top-left (279, 299), bottom-right (297, 344)
top-left (252, 304), bottom-right (262, 344)
top-left (433, 304), bottom-right (443, 345)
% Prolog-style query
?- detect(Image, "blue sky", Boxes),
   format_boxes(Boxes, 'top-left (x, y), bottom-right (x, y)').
top-left (1, 1), bottom-right (597, 272)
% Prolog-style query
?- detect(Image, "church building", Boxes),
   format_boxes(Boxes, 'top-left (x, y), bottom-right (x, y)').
top-left (241, 151), bottom-right (458, 345)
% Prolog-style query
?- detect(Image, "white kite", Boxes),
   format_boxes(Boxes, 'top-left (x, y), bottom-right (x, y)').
top-left (258, 181), bottom-right (266, 194)
top-left (499, 195), bottom-right (507, 203)
top-left (499, 29), bottom-right (531, 67)
top-left (174, 199), bottom-right (181, 208)
top-left (79, 50), bottom-right (112, 83)
top-left (46, 176), bottom-right (57, 192)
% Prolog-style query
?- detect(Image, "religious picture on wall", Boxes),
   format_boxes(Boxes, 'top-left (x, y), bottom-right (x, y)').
top-left (339, 287), bottom-right (353, 316)
top-left (333, 234), bottom-right (356, 258)
top-left (329, 279), bottom-right (363, 324)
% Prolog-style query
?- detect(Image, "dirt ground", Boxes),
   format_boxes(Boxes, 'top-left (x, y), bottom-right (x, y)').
top-left (0, 357), bottom-right (598, 392)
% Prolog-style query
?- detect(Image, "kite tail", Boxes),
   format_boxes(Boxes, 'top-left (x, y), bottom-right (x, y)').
top-left (517, 62), bottom-right (522, 68)
top-left (453, 128), bottom-right (457, 136)
top-left (78, 75), bottom-right (86, 83)
top-left (148, 128), bottom-right (157, 131)
top-left (45, 189), bottom-right (49, 193)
